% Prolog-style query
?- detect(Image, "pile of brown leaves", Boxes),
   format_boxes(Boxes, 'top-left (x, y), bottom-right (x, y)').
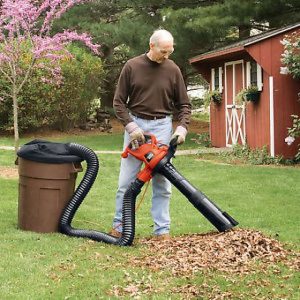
top-left (108, 229), bottom-right (299, 298)
top-left (133, 228), bottom-right (299, 276)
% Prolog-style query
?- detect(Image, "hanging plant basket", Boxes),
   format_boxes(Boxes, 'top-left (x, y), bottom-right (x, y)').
top-left (244, 91), bottom-right (260, 102)
top-left (211, 94), bottom-right (222, 104)
top-left (204, 90), bottom-right (222, 105)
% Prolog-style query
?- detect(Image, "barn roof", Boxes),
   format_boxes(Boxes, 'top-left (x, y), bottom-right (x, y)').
top-left (190, 22), bottom-right (300, 64)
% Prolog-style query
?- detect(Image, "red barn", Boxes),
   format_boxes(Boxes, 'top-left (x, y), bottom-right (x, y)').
top-left (190, 23), bottom-right (300, 158)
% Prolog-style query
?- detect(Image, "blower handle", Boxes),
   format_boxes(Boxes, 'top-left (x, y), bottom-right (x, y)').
top-left (121, 134), bottom-right (157, 158)
top-left (143, 134), bottom-right (156, 144)
top-left (165, 135), bottom-right (178, 160)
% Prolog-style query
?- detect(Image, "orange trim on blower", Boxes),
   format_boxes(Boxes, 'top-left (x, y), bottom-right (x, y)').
top-left (121, 135), bottom-right (169, 182)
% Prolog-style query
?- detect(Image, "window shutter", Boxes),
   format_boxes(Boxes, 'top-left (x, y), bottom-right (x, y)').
top-left (257, 64), bottom-right (263, 91)
top-left (211, 68), bottom-right (215, 90)
top-left (246, 62), bottom-right (251, 88)
top-left (218, 67), bottom-right (223, 92)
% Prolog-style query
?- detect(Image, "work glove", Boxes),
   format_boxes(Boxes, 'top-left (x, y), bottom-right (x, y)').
top-left (171, 125), bottom-right (187, 145)
top-left (125, 122), bottom-right (145, 150)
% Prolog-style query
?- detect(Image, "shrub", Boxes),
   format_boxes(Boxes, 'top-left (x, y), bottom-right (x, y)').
top-left (285, 115), bottom-right (300, 161)
top-left (0, 45), bottom-right (104, 132)
top-left (281, 31), bottom-right (300, 80)
top-left (281, 31), bottom-right (300, 161)
top-left (191, 132), bottom-right (211, 148)
top-left (190, 96), bottom-right (205, 110)
top-left (223, 144), bottom-right (283, 165)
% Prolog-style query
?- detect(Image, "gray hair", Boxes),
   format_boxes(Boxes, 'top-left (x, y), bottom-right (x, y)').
top-left (149, 29), bottom-right (174, 46)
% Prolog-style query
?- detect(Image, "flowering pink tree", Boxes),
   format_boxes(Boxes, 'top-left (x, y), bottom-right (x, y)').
top-left (0, 0), bottom-right (100, 152)
top-left (281, 31), bottom-right (300, 161)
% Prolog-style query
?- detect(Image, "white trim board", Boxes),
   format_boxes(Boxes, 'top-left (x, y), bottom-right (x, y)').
top-left (269, 76), bottom-right (275, 157)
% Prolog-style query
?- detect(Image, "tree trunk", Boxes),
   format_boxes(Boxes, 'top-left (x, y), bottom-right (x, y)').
top-left (12, 87), bottom-right (19, 154)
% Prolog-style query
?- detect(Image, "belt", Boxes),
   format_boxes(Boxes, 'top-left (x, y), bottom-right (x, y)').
top-left (130, 112), bottom-right (168, 120)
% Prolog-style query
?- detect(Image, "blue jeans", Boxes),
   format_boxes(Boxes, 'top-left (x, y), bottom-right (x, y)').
top-left (113, 115), bottom-right (173, 235)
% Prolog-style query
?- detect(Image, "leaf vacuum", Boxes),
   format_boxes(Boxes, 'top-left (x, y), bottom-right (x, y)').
top-left (17, 136), bottom-right (238, 246)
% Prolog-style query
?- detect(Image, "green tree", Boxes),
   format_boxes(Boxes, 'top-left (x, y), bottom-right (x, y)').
top-left (53, 0), bottom-right (300, 108)
top-left (255, 0), bottom-right (300, 28)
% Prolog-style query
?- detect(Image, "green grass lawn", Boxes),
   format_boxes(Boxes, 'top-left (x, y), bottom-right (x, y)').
top-left (0, 131), bottom-right (200, 151)
top-left (0, 150), bottom-right (16, 166)
top-left (0, 134), bottom-right (299, 299)
top-left (0, 132), bottom-right (125, 150)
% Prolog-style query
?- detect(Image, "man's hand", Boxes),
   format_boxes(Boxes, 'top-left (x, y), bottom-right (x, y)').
top-left (125, 122), bottom-right (145, 150)
top-left (129, 127), bottom-right (145, 149)
top-left (171, 125), bottom-right (187, 145)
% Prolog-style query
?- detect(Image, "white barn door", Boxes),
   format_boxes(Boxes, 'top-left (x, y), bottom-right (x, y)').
top-left (225, 60), bottom-right (246, 147)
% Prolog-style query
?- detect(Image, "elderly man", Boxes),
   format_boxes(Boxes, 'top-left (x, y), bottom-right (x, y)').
top-left (111, 29), bottom-right (191, 240)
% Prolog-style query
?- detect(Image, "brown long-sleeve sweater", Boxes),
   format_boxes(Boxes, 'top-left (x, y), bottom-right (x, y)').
top-left (113, 54), bottom-right (191, 129)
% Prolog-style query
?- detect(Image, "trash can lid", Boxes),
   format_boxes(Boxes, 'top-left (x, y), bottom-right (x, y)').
top-left (17, 139), bottom-right (83, 163)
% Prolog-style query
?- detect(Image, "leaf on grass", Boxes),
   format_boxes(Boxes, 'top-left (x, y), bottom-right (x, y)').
top-left (107, 271), bottom-right (157, 298)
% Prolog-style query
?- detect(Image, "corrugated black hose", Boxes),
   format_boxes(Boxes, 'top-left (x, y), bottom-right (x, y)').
top-left (59, 143), bottom-right (144, 246)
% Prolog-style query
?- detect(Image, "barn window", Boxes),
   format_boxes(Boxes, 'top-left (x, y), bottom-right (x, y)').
top-left (250, 61), bottom-right (257, 86)
top-left (215, 68), bottom-right (220, 90)
top-left (211, 67), bottom-right (223, 92)
top-left (246, 61), bottom-right (263, 91)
